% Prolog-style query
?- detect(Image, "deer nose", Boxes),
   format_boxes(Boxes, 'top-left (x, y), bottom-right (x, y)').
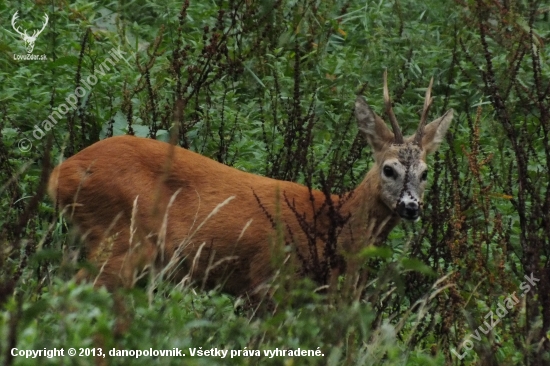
top-left (397, 201), bottom-right (421, 221)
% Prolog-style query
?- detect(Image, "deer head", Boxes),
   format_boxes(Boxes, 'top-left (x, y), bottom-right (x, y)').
top-left (11, 11), bottom-right (49, 54)
top-left (354, 71), bottom-right (454, 221)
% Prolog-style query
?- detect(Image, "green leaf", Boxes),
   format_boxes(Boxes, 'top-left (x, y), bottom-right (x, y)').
top-left (401, 258), bottom-right (435, 276)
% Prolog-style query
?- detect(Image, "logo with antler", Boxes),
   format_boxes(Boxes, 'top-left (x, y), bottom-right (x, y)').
top-left (11, 11), bottom-right (48, 54)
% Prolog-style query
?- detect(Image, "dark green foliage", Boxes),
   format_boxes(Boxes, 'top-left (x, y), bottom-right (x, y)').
top-left (1, 0), bottom-right (549, 365)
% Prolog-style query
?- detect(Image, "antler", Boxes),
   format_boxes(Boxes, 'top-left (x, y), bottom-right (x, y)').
top-left (413, 77), bottom-right (434, 146)
top-left (383, 70), bottom-right (404, 144)
top-left (33, 14), bottom-right (49, 38)
top-left (11, 11), bottom-right (27, 37)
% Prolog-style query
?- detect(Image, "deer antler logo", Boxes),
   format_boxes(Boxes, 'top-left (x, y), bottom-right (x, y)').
top-left (11, 11), bottom-right (49, 54)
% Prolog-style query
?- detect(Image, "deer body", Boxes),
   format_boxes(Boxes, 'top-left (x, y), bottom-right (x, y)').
top-left (48, 74), bottom-right (453, 295)
top-left (49, 135), bottom-right (387, 293)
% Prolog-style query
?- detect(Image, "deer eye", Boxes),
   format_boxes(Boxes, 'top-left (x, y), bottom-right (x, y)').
top-left (421, 170), bottom-right (428, 181)
top-left (383, 166), bottom-right (395, 178)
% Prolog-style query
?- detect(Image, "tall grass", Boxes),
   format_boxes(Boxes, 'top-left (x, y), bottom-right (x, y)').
top-left (0, 0), bottom-right (549, 364)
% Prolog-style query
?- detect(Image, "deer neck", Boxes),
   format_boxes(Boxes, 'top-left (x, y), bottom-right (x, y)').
top-left (338, 167), bottom-right (400, 250)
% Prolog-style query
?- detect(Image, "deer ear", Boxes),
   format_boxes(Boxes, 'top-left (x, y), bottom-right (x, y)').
top-left (355, 96), bottom-right (394, 152)
top-left (420, 109), bottom-right (454, 154)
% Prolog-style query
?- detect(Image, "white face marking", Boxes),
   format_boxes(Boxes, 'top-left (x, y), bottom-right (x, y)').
top-left (379, 144), bottom-right (429, 220)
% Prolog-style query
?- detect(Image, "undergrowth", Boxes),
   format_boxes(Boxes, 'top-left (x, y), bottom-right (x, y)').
top-left (1, 0), bottom-right (549, 365)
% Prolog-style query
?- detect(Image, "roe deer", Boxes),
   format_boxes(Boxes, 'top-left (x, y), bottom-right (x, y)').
top-left (48, 72), bottom-right (453, 296)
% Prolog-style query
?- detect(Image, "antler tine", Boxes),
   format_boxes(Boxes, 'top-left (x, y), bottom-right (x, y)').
top-left (383, 70), bottom-right (404, 144)
top-left (414, 77), bottom-right (434, 146)
top-left (11, 11), bottom-right (26, 37)
top-left (35, 14), bottom-right (49, 36)
top-left (42, 14), bottom-right (49, 29)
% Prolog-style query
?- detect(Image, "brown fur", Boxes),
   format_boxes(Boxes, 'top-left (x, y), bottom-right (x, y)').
top-left (47, 94), bottom-right (453, 296)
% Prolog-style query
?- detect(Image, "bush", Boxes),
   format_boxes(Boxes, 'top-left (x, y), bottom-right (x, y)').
top-left (1, 0), bottom-right (549, 364)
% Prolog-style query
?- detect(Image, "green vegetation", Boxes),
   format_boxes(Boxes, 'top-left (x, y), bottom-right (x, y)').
top-left (1, 0), bottom-right (549, 365)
